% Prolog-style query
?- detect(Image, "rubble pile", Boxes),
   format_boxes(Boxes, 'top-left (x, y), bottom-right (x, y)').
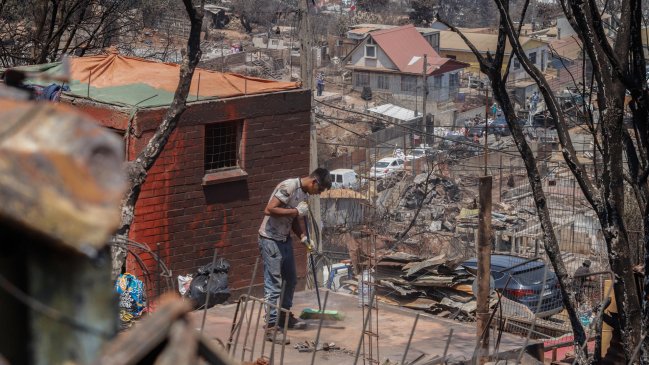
top-left (371, 252), bottom-right (491, 322)
top-left (377, 174), bottom-right (464, 237)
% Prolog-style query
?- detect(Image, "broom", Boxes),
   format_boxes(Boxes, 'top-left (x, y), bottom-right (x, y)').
top-left (299, 216), bottom-right (345, 321)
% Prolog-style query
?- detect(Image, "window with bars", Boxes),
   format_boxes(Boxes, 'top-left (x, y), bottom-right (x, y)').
top-left (204, 121), bottom-right (241, 172)
top-left (355, 72), bottom-right (370, 87)
top-left (401, 75), bottom-right (417, 92)
top-left (377, 74), bottom-right (390, 89)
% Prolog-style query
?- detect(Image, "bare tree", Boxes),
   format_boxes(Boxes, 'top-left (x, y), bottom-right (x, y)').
top-left (444, 0), bottom-right (649, 360)
top-left (230, 0), bottom-right (296, 33)
top-left (0, 0), bottom-right (142, 67)
top-left (111, 0), bottom-right (205, 279)
top-left (438, 2), bottom-right (589, 361)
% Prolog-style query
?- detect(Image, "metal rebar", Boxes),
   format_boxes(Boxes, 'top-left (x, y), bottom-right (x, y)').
top-left (87, 69), bottom-right (92, 98)
top-left (196, 72), bottom-right (201, 101)
top-left (269, 281), bottom-right (287, 365)
top-left (227, 298), bottom-right (243, 352)
top-left (200, 247), bottom-right (220, 334)
top-left (240, 300), bottom-right (257, 362)
top-left (353, 291), bottom-right (376, 365)
top-left (249, 298), bottom-right (265, 362)
top-left (232, 257), bottom-right (260, 356)
top-left (400, 313), bottom-right (420, 365)
top-left (443, 328), bottom-right (454, 360)
top-left (310, 290), bottom-right (330, 365)
top-left (156, 243), bottom-right (161, 298)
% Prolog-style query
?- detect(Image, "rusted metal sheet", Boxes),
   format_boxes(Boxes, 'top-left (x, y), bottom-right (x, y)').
top-left (0, 100), bottom-right (125, 255)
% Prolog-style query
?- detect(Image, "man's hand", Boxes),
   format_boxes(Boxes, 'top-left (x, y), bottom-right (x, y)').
top-left (296, 201), bottom-right (309, 217)
top-left (300, 236), bottom-right (314, 253)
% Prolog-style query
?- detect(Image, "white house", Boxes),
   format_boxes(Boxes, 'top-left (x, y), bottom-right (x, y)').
top-left (343, 24), bottom-right (468, 108)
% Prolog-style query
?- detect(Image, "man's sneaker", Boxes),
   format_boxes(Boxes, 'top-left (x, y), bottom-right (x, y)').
top-left (278, 312), bottom-right (307, 330)
top-left (265, 327), bottom-right (291, 344)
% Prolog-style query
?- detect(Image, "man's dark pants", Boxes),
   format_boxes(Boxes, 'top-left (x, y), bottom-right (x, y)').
top-left (258, 236), bottom-right (297, 326)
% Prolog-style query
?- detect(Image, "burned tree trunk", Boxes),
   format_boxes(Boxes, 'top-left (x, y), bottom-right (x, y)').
top-left (438, 3), bottom-right (588, 360)
top-left (111, 0), bottom-right (205, 279)
top-left (490, 0), bottom-right (645, 359)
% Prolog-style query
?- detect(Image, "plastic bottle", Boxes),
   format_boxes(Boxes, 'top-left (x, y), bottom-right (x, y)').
top-left (358, 269), bottom-right (374, 307)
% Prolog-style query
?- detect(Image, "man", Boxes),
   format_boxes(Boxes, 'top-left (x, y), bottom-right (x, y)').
top-left (258, 168), bottom-right (331, 343)
top-left (316, 72), bottom-right (325, 96)
top-left (573, 260), bottom-right (592, 305)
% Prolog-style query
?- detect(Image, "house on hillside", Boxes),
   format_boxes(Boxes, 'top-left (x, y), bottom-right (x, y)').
top-left (343, 24), bottom-right (467, 109)
top-left (438, 30), bottom-right (549, 80)
top-left (21, 52), bottom-right (312, 297)
top-left (345, 23), bottom-right (440, 53)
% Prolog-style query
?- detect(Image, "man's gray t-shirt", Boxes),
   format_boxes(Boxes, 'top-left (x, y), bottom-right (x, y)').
top-left (259, 178), bottom-right (308, 241)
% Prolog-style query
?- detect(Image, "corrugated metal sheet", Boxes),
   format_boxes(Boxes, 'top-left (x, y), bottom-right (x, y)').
top-left (367, 103), bottom-right (421, 123)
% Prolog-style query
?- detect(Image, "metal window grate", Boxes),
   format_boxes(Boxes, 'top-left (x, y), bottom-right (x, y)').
top-left (205, 122), bottom-right (239, 171)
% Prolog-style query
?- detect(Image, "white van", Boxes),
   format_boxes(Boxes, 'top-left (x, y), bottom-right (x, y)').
top-left (330, 169), bottom-right (359, 190)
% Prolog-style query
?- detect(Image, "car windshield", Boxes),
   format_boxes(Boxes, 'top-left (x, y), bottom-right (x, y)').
top-left (375, 161), bottom-right (390, 168)
top-left (512, 266), bottom-right (556, 285)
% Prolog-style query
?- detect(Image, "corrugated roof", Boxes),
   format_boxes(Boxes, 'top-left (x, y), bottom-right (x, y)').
top-left (348, 27), bottom-right (376, 35)
top-left (439, 30), bottom-right (547, 55)
top-left (549, 36), bottom-right (583, 61)
top-left (370, 25), bottom-right (467, 75)
top-left (18, 52), bottom-right (300, 107)
top-left (367, 103), bottom-right (421, 123)
top-left (321, 189), bottom-right (367, 199)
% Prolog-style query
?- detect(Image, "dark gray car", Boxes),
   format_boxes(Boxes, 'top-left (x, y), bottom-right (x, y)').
top-left (458, 254), bottom-right (563, 318)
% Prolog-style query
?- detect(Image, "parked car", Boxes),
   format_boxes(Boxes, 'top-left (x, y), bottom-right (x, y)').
top-left (469, 78), bottom-right (486, 89)
top-left (440, 134), bottom-right (472, 149)
top-left (370, 157), bottom-right (404, 179)
top-left (405, 147), bottom-right (432, 162)
top-left (531, 111), bottom-right (555, 127)
top-left (489, 115), bottom-right (526, 136)
top-left (330, 168), bottom-right (359, 189)
top-left (457, 254), bottom-right (563, 318)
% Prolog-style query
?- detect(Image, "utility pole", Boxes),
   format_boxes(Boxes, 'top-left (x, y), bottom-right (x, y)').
top-left (422, 54), bottom-right (428, 147)
top-left (484, 86), bottom-right (489, 175)
top-left (476, 175), bottom-right (492, 364)
top-left (298, 0), bottom-right (322, 282)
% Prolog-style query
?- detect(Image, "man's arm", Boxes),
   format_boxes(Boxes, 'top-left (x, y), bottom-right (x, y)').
top-left (264, 196), bottom-right (299, 218)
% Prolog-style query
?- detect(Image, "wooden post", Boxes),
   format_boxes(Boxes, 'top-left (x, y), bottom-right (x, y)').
top-left (299, 0), bottom-right (322, 276)
top-left (499, 155), bottom-right (503, 202)
top-left (476, 176), bottom-right (492, 364)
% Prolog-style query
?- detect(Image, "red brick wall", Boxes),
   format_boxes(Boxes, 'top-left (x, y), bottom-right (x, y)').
top-left (74, 90), bottom-right (312, 297)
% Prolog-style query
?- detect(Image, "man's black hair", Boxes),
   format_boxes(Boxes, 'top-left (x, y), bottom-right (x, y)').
top-left (310, 167), bottom-right (332, 190)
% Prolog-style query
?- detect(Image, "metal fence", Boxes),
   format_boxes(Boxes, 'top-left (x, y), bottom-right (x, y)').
top-left (449, 152), bottom-right (641, 357)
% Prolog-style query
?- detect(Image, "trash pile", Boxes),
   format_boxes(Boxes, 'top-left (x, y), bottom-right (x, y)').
top-left (368, 252), bottom-right (491, 322)
top-left (178, 258), bottom-right (231, 309)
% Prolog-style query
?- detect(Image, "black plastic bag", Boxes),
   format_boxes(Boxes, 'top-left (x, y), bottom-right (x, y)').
top-left (188, 258), bottom-right (231, 309)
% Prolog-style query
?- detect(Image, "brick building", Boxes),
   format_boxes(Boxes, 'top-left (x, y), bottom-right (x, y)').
top-left (26, 53), bottom-right (312, 295)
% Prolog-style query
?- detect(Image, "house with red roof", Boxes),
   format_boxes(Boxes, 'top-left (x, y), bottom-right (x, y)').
top-left (343, 24), bottom-right (468, 107)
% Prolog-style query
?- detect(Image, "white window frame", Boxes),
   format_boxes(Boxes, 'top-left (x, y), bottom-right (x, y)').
top-left (365, 45), bottom-right (376, 58)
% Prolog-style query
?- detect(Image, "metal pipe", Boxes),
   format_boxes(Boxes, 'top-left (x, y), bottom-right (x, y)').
top-left (248, 298), bottom-right (265, 361)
